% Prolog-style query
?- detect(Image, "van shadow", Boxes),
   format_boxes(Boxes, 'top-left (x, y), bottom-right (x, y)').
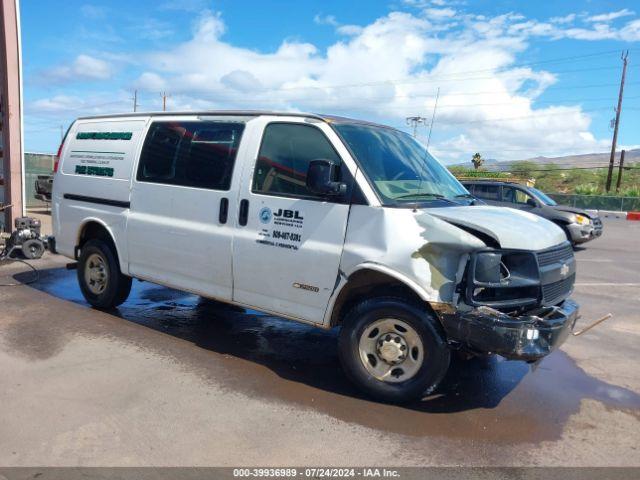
top-left (15, 265), bottom-right (640, 443)
top-left (17, 266), bottom-right (523, 413)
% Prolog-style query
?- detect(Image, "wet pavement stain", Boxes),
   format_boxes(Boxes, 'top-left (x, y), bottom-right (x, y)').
top-left (12, 267), bottom-right (640, 444)
top-left (1, 316), bottom-right (70, 360)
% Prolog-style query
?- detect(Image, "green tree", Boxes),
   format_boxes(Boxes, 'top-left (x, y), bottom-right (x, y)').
top-left (471, 152), bottom-right (484, 170)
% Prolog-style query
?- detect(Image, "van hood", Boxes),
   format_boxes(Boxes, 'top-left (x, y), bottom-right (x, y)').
top-left (425, 205), bottom-right (566, 251)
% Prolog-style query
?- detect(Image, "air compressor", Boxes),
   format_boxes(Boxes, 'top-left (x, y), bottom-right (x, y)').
top-left (1, 217), bottom-right (46, 259)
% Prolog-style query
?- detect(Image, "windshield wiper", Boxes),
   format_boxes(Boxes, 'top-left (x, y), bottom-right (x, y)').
top-left (393, 192), bottom-right (456, 203)
top-left (454, 193), bottom-right (480, 205)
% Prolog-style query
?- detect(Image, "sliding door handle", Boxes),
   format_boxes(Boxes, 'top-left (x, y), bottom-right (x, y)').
top-left (239, 199), bottom-right (249, 226)
top-left (219, 197), bottom-right (229, 224)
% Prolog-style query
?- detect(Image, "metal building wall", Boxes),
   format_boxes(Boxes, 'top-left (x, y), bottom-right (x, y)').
top-left (0, 0), bottom-right (24, 231)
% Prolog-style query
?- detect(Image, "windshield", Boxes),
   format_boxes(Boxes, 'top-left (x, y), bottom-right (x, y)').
top-left (530, 187), bottom-right (557, 206)
top-left (333, 123), bottom-right (470, 207)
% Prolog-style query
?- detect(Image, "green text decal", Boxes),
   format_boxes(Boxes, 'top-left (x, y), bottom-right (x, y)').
top-left (76, 132), bottom-right (133, 140)
top-left (75, 165), bottom-right (115, 177)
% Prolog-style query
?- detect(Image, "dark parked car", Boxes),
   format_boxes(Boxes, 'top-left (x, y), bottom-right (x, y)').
top-left (34, 175), bottom-right (53, 203)
top-left (462, 180), bottom-right (603, 245)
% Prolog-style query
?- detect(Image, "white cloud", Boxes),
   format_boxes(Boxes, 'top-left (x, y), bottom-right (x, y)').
top-left (314, 14), bottom-right (339, 27)
top-left (585, 9), bottom-right (634, 23)
top-left (135, 72), bottom-right (167, 91)
top-left (121, 9), bottom-right (620, 161)
top-left (134, 18), bottom-right (174, 40)
top-left (336, 24), bottom-right (363, 36)
top-left (423, 8), bottom-right (457, 20)
top-left (43, 55), bottom-right (113, 83)
top-left (30, 6), bottom-right (640, 161)
top-left (30, 95), bottom-right (82, 112)
top-left (549, 14), bottom-right (576, 24)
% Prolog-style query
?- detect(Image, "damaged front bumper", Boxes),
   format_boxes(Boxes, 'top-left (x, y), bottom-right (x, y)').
top-left (441, 299), bottom-right (579, 361)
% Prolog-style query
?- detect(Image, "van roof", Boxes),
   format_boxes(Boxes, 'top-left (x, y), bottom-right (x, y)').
top-left (76, 110), bottom-right (392, 128)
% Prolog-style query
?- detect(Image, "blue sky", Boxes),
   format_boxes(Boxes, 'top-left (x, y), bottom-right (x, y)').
top-left (21, 0), bottom-right (640, 163)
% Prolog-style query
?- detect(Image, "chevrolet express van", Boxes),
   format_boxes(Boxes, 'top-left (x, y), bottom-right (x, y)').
top-left (52, 111), bottom-right (579, 403)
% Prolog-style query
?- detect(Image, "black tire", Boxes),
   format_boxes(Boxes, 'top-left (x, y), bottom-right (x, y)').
top-left (21, 239), bottom-right (45, 259)
top-left (77, 238), bottom-right (132, 309)
top-left (338, 297), bottom-right (450, 404)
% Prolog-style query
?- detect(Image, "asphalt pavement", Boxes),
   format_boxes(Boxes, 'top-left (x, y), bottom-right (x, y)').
top-left (0, 217), bottom-right (638, 467)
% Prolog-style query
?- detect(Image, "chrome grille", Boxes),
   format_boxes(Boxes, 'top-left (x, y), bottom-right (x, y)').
top-left (537, 243), bottom-right (574, 267)
top-left (542, 274), bottom-right (575, 306)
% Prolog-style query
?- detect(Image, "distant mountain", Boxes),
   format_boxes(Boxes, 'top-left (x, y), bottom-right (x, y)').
top-left (519, 149), bottom-right (640, 167)
top-left (450, 149), bottom-right (640, 170)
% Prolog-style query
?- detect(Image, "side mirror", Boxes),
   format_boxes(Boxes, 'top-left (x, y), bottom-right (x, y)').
top-left (526, 198), bottom-right (537, 208)
top-left (306, 159), bottom-right (347, 196)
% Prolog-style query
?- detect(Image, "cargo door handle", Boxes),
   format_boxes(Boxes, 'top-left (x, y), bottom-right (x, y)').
top-left (239, 199), bottom-right (249, 226)
top-left (219, 197), bottom-right (229, 224)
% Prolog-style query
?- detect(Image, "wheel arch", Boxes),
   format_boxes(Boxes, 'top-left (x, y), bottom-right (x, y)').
top-left (326, 264), bottom-right (440, 328)
top-left (76, 219), bottom-right (124, 270)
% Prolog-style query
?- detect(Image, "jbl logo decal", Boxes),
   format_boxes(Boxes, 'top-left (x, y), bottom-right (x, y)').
top-left (274, 209), bottom-right (304, 220)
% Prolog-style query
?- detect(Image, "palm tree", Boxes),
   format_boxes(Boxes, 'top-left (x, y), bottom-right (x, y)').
top-left (471, 152), bottom-right (484, 170)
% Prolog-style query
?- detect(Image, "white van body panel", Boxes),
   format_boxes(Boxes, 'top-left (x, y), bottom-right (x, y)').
top-left (333, 206), bottom-right (485, 304)
top-left (126, 115), bottom-right (254, 300)
top-left (52, 117), bottom-right (149, 268)
top-left (231, 116), bottom-right (356, 323)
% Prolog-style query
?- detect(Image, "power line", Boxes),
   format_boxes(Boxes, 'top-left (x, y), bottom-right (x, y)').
top-left (164, 64), bottom-right (636, 105)
top-left (392, 106), bottom-right (640, 129)
top-left (426, 87), bottom-right (440, 149)
top-left (22, 76), bottom-right (640, 124)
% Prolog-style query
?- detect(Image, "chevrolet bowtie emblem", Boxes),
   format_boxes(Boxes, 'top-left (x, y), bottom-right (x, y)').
top-left (560, 263), bottom-right (570, 278)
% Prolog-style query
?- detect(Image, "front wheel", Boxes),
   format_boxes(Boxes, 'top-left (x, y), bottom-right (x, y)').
top-left (77, 239), bottom-right (132, 309)
top-left (338, 297), bottom-right (450, 403)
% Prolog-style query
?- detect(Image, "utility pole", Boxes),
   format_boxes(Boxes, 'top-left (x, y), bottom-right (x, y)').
top-left (406, 116), bottom-right (427, 138)
top-left (59, 125), bottom-right (64, 142)
top-left (132, 90), bottom-right (138, 112)
top-left (160, 91), bottom-right (170, 112)
top-left (615, 149), bottom-right (626, 193)
top-left (605, 50), bottom-right (628, 192)
top-left (426, 87), bottom-right (440, 150)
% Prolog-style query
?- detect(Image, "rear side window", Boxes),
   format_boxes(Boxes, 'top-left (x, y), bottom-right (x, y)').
top-left (137, 121), bottom-right (244, 190)
top-left (474, 184), bottom-right (500, 200)
top-left (252, 123), bottom-right (342, 199)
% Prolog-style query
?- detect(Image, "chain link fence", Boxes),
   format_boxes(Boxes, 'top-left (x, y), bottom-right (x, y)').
top-left (549, 193), bottom-right (640, 212)
top-left (25, 152), bottom-right (55, 209)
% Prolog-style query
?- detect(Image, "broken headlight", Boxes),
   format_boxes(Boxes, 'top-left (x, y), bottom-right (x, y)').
top-left (466, 250), bottom-right (540, 310)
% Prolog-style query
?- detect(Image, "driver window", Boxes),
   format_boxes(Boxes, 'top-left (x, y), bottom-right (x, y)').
top-left (253, 123), bottom-right (342, 199)
top-left (514, 189), bottom-right (534, 205)
top-left (501, 186), bottom-right (516, 203)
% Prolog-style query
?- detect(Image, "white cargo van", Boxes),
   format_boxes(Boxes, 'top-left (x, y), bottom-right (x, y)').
top-left (53, 111), bottom-right (579, 402)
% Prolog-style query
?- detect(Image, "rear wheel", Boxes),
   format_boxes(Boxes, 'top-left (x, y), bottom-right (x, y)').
top-left (77, 239), bottom-right (131, 309)
top-left (338, 297), bottom-right (450, 403)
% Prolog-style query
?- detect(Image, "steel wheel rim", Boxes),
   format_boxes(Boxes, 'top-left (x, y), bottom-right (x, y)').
top-left (358, 318), bottom-right (424, 383)
top-left (84, 253), bottom-right (108, 295)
